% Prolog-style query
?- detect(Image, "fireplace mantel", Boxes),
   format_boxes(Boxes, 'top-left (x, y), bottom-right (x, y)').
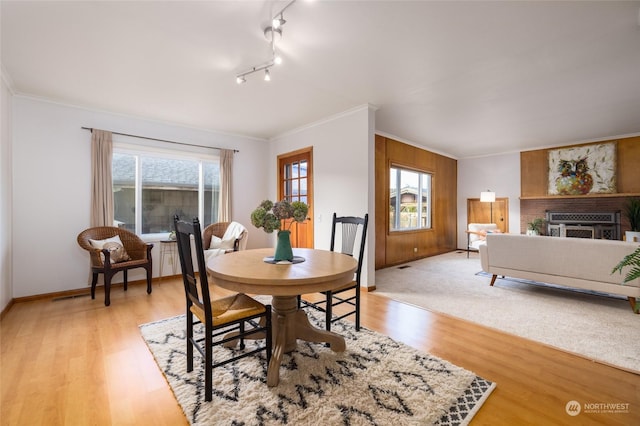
top-left (520, 192), bottom-right (640, 200)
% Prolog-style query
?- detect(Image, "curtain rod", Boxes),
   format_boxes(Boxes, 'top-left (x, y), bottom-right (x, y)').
top-left (81, 127), bottom-right (239, 153)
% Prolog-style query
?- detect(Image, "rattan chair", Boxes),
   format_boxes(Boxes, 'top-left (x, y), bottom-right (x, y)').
top-left (202, 221), bottom-right (248, 253)
top-left (77, 226), bottom-right (153, 306)
top-left (299, 213), bottom-right (368, 332)
top-left (174, 216), bottom-right (272, 402)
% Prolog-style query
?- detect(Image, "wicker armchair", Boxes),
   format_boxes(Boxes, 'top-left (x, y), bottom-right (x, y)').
top-left (202, 221), bottom-right (248, 253)
top-left (77, 226), bottom-right (153, 306)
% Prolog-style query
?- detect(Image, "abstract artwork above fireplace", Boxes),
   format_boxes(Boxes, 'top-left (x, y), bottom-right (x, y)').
top-left (547, 142), bottom-right (616, 196)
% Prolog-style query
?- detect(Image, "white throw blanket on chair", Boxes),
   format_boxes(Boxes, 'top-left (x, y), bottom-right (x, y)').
top-left (203, 221), bottom-right (247, 262)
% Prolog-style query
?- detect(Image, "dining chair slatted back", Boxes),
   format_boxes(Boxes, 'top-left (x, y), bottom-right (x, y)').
top-left (300, 212), bottom-right (368, 332)
top-left (173, 215), bottom-right (272, 402)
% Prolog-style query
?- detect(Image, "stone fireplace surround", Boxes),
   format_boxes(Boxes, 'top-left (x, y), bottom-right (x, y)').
top-left (520, 196), bottom-right (633, 240)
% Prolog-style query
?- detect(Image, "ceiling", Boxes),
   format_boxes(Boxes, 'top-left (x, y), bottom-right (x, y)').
top-left (2, 1), bottom-right (640, 159)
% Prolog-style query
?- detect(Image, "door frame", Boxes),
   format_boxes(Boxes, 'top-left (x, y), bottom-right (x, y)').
top-left (467, 197), bottom-right (509, 233)
top-left (277, 147), bottom-right (314, 248)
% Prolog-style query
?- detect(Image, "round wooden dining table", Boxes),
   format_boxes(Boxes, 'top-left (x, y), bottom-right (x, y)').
top-left (206, 247), bottom-right (357, 387)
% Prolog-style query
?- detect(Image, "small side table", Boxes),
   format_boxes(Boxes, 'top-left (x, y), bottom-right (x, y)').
top-left (159, 240), bottom-right (178, 280)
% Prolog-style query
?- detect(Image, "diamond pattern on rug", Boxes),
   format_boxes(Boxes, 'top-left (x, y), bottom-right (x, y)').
top-left (140, 310), bottom-right (495, 426)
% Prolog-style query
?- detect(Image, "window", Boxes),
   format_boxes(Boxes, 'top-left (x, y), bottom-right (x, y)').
top-left (389, 166), bottom-right (432, 231)
top-left (282, 158), bottom-right (308, 205)
top-left (113, 149), bottom-right (219, 235)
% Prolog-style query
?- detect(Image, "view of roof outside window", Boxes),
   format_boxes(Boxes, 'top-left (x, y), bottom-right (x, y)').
top-left (112, 153), bottom-right (220, 234)
top-left (389, 167), bottom-right (432, 231)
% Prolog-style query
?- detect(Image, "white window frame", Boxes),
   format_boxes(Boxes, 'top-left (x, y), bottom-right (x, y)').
top-left (389, 165), bottom-right (432, 232)
top-left (113, 138), bottom-right (219, 237)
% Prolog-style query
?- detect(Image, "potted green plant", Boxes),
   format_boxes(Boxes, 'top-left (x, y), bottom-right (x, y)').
top-left (526, 218), bottom-right (545, 236)
top-left (251, 199), bottom-right (309, 262)
top-left (611, 246), bottom-right (640, 313)
top-left (624, 198), bottom-right (640, 243)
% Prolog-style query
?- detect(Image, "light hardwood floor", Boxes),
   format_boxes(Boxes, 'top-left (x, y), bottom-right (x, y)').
top-left (1, 277), bottom-right (638, 425)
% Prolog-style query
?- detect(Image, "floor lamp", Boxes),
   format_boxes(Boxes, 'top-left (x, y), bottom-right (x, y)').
top-left (480, 190), bottom-right (496, 223)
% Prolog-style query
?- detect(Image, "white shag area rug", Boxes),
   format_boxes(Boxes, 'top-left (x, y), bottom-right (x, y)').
top-left (374, 251), bottom-right (640, 373)
top-left (140, 309), bottom-right (495, 426)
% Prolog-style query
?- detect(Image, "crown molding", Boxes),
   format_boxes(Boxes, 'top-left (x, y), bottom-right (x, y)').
top-left (11, 93), bottom-right (269, 143)
top-left (375, 130), bottom-right (459, 160)
top-left (0, 65), bottom-right (16, 95)
top-left (271, 103), bottom-right (378, 141)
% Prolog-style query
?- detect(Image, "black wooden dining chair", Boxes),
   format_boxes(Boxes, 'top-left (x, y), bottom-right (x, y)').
top-left (299, 213), bottom-right (368, 331)
top-left (173, 216), bottom-right (272, 402)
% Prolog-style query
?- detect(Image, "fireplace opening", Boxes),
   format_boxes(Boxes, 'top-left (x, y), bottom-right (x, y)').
top-left (546, 211), bottom-right (620, 240)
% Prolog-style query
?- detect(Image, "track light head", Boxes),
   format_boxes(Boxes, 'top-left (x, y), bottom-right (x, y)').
top-left (236, 75), bottom-right (246, 84)
top-left (272, 15), bottom-right (286, 29)
top-left (264, 26), bottom-right (282, 43)
top-left (264, 69), bottom-right (271, 81)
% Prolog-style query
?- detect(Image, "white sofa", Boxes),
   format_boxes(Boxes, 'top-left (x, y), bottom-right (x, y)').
top-left (479, 233), bottom-right (640, 313)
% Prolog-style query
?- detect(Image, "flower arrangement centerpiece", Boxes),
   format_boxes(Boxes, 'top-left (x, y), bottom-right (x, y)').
top-left (251, 199), bottom-right (309, 262)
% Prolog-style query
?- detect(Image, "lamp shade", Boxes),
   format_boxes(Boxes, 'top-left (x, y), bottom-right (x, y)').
top-left (480, 191), bottom-right (496, 203)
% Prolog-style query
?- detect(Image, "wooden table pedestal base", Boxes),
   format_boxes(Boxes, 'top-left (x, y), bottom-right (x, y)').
top-left (267, 295), bottom-right (345, 387)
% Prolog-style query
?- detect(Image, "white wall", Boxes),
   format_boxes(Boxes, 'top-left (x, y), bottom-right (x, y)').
top-left (269, 105), bottom-right (375, 287)
top-left (457, 152), bottom-right (521, 249)
top-left (11, 96), bottom-right (269, 298)
top-left (0, 72), bottom-right (13, 311)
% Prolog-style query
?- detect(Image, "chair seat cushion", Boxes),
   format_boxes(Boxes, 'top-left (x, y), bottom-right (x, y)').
top-left (89, 235), bottom-right (131, 263)
top-left (190, 293), bottom-right (266, 326)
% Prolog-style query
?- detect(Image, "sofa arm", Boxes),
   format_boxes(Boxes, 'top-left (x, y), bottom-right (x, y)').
top-left (479, 243), bottom-right (489, 272)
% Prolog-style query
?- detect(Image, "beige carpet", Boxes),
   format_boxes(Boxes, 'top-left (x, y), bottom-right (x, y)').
top-left (140, 309), bottom-right (495, 425)
top-left (374, 250), bottom-right (640, 374)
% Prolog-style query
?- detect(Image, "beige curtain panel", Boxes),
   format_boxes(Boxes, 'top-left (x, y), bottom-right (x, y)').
top-left (90, 129), bottom-right (115, 227)
top-left (218, 149), bottom-right (234, 222)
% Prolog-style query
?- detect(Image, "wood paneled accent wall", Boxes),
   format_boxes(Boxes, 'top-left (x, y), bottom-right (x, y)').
top-left (375, 135), bottom-right (457, 269)
top-left (520, 135), bottom-right (640, 235)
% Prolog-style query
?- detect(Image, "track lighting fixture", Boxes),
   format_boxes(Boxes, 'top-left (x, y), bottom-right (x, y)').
top-left (235, 60), bottom-right (275, 85)
top-left (234, 0), bottom-right (297, 84)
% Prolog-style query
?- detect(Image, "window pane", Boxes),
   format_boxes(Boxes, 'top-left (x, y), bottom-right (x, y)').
top-left (421, 174), bottom-right (431, 229)
top-left (141, 156), bottom-right (199, 233)
top-left (114, 149), bottom-right (220, 236)
top-left (203, 162), bottom-right (220, 225)
top-left (399, 169), bottom-right (419, 229)
top-left (389, 168), bottom-right (398, 230)
top-left (113, 153), bottom-right (136, 231)
top-left (299, 177), bottom-right (307, 197)
top-left (389, 166), bottom-right (432, 232)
